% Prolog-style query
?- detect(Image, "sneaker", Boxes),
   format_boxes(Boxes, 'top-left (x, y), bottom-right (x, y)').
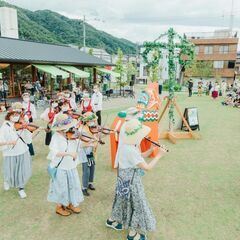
top-left (82, 189), bottom-right (90, 196)
top-left (106, 219), bottom-right (123, 231)
top-left (88, 184), bottom-right (96, 191)
top-left (18, 189), bottom-right (27, 199)
top-left (3, 182), bottom-right (10, 191)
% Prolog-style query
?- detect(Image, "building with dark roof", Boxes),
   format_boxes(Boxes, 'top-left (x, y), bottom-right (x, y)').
top-left (0, 37), bottom-right (113, 97)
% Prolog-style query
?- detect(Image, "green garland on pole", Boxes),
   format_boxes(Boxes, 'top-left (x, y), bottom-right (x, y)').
top-left (142, 28), bottom-right (195, 128)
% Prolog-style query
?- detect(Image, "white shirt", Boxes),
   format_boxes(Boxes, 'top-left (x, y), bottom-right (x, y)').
top-left (69, 98), bottom-right (77, 111)
top-left (77, 125), bottom-right (94, 163)
top-left (47, 132), bottom-right (79, 170)
top-left (0, 121), bottom-right (30, 156)
top-left (91, 92), bottom-right (103, 112)
top-left (114, 143), bottom-right (145, 169)
top-left (40, 107), bottom-right (55, 122)
top-left (22, 101), bottom-right (37, 119)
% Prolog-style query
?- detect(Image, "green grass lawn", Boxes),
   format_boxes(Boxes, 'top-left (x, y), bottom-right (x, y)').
top-left (0, 94), bottom-right (240, 240)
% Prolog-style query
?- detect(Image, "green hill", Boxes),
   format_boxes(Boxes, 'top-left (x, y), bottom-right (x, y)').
top-left (0, 1), bottom-right (137, 54)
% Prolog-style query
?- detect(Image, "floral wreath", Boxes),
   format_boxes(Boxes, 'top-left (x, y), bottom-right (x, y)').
top-left (125, 123), bottom-right (143, 136)
top-left (52, 115), bottom-right (73, 128)
top-left (80, 113), bottom-right (97, 123)
top-left (142, 46), bottom-right (162, 68)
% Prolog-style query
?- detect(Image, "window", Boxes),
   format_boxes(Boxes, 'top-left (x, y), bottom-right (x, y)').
top-left (219, 45), bottom-right (229, 54)
top-left (204, 46), bottom-right (213, 55)
top-left (214, 61), bottom-right (224, 69)
top-left (143, 66), bottom-right (148, 76)
top-left (228, 61), bottom-right (235, 69)
top-left (195, 46), bottom-right (200, 54)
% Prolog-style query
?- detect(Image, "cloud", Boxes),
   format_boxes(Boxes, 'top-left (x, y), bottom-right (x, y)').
top-left (5, 0), bottom-right (240, 42)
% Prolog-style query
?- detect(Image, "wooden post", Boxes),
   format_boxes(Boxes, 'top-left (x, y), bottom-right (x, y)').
top-left (43, 73), bottom-right (46, 88)
top-left (10, 64), bottom-right (15, 97)
top-left (32, 66), bottom-right (37, 83)
top-left (158, 96), bottom-right (200, 143)
top-left (93, 67), bottom-right (97, 84)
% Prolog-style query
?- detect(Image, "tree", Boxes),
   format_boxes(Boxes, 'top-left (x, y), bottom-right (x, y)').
top-left (185, 60), bottom-right (214, 79)
top-left (88, 48), bottom-right (93, 55)
top-left (126, 61), bottom-right (137, 82)
top-left (115, 48), bottom-right (125, 95)
top-left (148, 65), bottom-right (159, 82)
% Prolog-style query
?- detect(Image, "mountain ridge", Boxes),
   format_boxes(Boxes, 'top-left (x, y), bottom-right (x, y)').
top-left (0, 1), bottom-right (137, 54)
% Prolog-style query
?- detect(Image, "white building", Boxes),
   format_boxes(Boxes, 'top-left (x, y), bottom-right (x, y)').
top-left (80, 47), bottom-right (112, 63)
top-left (138, 47), bottom-right (181, 83)
top-left (0, 7), bottom-right (19, 39)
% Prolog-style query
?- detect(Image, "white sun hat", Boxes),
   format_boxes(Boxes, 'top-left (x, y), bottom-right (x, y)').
top-left (122, 119), bottom-right (150, 145)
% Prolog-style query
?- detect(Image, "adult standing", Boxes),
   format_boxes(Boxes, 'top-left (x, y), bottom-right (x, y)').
top-left (208, 81), bottom-right (213, 96)
top-left (221, 81), bottom-right (227, 97)
top-left (158, 79), bottom-right (163, 95)
top-left (24, 81), bottom-right (34, 96)
top-left (22, 92), bottom-right (37, 156)
top-left (0, 79), bottom-right (8, 101)
top-left (47, 113), bottom-right (84, 216)
top-left (106, 119), bottom-right (167, 240)
top-left (188, 79), bottom-right (193, 97)
top-left (91, 84), bottom-right (103, 125)
top-left (0, 109), bottom-right (32, 198)
top-left (212, 82), bottom-right (220, 100)
top-left (74, 84), bottom-right (82, 103)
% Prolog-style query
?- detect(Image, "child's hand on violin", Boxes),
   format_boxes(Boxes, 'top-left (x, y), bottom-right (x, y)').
top-left (70, 152), bottom-right (77, 160)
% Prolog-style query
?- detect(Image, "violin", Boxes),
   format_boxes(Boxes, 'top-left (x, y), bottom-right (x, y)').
top-left (65, 129), bottom-right (104, 144)
top-left (89, 126), bottom-right (115, 135)
top-left (101, 127), bottom-right (169, 151)
top-left (89, 126), bottom-right (99, 134)
top-left (66, 110), bottom-right (82, 120)
top-left (14, 122), bottom-right (40, 133)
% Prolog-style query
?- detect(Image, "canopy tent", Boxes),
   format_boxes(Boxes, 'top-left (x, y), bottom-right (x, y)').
top-left (96, 68), bottom-right (120, 78)
top-left (33, 64), bottom-right (69, 78)
top-left (58, 65), bottom-right (90, 78)
top-left (0, 63), bottom-right (9, 69)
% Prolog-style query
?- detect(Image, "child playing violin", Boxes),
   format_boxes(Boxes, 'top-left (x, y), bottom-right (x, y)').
top-left (77, 112), bottom-right (102, 196)
top-left (22, 92), bottom-right (37, 156)
top-left (47, 113), bottom-right (84, 216)
top-left (0, 106), bottom-right (32, 198)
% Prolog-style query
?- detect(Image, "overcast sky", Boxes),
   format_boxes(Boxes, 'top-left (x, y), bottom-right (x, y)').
top-left (6, 0), bottom-right (240, 43)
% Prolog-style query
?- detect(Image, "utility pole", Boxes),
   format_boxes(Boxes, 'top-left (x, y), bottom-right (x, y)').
top-left (83, 15), bottom-right (86, 52)
top-left (229, 0), bottom-right (234, 35)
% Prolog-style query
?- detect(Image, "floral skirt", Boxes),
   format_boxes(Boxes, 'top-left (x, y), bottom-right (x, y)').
top-left (47, 168), bottom-right (84, 207)
top-left (111, 168), bottom-right (156, 234)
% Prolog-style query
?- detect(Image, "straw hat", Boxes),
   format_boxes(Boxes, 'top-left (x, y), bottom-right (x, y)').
top-left (81, 112), bottom-right (97, 123)
top-left (11, 102), bottom-right (24, 112)
top-left (122, 119), bottom-right (150, 145)
top-left (51, 113), bottom-right (77, 131)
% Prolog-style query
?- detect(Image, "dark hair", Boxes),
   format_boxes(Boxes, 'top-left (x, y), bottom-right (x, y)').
top-left (5, 112), bottom-right (15, 121)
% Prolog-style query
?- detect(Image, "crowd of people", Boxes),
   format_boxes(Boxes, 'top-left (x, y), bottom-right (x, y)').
top-left (187, 78), bottom-right (238, 101)
top-left (221, 80), bottom-right (240, 108)
top-left (0, 82), bottom-right (168, 240)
